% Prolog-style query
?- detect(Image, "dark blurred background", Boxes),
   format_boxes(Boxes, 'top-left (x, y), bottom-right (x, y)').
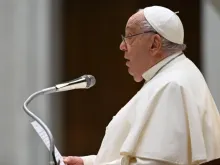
top-left (1, 0), bottom-right (220, 165)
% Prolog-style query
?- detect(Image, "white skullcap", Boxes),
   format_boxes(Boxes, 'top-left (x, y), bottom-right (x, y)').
top-left (143, 6), bottom-right (184, 44)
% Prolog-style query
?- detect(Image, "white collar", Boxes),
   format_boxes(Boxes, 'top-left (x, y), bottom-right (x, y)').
top-left (142, 51), bottom-right (183, 82)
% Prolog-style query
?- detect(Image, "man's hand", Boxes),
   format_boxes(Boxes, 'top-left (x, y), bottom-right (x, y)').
top-left (62, 156), bottom-right (84, 165)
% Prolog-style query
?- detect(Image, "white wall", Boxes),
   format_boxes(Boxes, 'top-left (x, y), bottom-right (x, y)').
top-left (202, 0), bottom-right (220, 109)
top-left (0, 0), bottom-right (62, 164)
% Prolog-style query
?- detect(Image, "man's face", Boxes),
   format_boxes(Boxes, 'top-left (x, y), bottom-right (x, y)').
top-left (120, 11), bottom-right (160, 82)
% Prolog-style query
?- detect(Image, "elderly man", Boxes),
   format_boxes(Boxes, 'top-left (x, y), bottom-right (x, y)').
top-left (63, 6), bottom-right (220, 165)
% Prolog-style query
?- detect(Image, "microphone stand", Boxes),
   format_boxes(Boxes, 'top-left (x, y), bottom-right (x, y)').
top-left (23, 87), bottom-right (58, 165)
top-left (23, 75), bottom-right (96, 165)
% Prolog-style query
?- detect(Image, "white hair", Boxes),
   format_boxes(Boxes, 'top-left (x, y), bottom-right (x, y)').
top-left (138, 9), bottom-right (186, 55)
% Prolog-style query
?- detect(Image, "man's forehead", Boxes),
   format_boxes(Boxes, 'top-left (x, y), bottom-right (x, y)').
top-left (125, 10), bottom-right (144, 32)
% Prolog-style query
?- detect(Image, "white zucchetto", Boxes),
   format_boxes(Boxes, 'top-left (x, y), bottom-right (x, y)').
top-left (144, 6), bottom-right (184, 44)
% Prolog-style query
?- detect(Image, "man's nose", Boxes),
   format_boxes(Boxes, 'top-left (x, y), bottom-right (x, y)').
top-left (119, 41), bottom-right (127, 51)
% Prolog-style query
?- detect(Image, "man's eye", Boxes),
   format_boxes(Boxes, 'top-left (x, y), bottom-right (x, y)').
top-left (127, 34), bottom-right (132, 37)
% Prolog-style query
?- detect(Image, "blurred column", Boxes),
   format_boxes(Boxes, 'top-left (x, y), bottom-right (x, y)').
top-left (201, 0), bottom-right (220, 109)
top-left (0, 0), bottom-right (62, 165)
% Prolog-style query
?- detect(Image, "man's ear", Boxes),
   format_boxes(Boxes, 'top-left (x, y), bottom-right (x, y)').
top-left (150, 34), bottom-right (162, 54)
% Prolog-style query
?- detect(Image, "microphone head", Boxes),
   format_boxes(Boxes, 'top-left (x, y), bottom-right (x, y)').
top-left (54, 74), bottom-right (96, 92)
top-left (83, 75), bottom-right (96, 88)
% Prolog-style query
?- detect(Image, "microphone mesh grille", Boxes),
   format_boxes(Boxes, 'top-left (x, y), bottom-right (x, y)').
top-left (85, 75), bottom-right (96, 88)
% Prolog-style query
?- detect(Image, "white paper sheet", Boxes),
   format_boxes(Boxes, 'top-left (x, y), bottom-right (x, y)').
top-left (31, 121), bottom-right (65, 165)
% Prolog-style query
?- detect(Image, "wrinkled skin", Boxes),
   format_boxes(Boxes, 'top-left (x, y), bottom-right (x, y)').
top-left (120, 10), bottom-right (167, 82)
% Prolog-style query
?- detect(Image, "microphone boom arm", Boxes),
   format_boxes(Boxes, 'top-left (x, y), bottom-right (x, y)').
top-left (23, 87), bottom-right (57, 165)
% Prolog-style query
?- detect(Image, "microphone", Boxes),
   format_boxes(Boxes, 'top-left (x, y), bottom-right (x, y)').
top-left (23, 74), bottom-right (96, 165)
top-left (55, 74), bottom-right (96, 92)
top-left (42, 74), bottom-right (96, 94)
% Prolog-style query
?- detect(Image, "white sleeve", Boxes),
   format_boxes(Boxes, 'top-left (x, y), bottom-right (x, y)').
top-left (105, 156), bottom-right (173, 165)
top-left (131, 157), bottom-right (172, 165)
top-left (81, 155), bottom-right (96, 165)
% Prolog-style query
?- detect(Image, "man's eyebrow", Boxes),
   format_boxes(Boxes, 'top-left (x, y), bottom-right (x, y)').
top-left (125, 26), bottom-right (135, 33)
top-left (126, 24), bottom-right (134, 29)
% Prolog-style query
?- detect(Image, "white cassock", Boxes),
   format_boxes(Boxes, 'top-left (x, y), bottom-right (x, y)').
top-left (81, 52), bottom-right (220, 165)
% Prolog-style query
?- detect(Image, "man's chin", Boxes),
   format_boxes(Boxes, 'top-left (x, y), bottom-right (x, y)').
top-left (133, 76), bottom-right (143, 82)
top-left (128, 70), bottom-right (143, 82)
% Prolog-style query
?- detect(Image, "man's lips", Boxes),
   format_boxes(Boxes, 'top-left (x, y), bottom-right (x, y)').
top-left (124, 54), bottom-right (131, 67)
top-left (125, 60), bottom-right (130, 67)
